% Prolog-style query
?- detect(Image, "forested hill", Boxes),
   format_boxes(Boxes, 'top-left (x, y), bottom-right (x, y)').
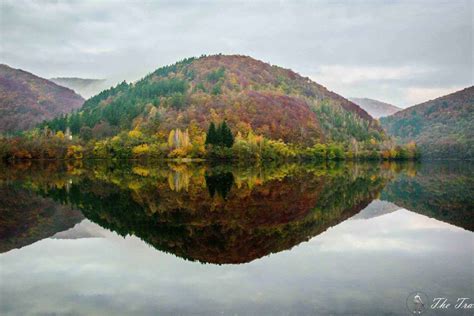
top-left (0, 64), bottom-right (84, 133)
top-left (44, 55), bottom-right (384, 146)
top-left (350, 97), bottom-right (401, 118)
top-left (380, 87), bottom-right (474, 159)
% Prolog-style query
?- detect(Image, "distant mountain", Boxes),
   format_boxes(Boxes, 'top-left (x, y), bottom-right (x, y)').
top-left (52, 219), bottom-right (105, 239)
top-left (46, 54), bottom-right (384, 146)
top-left (0, 64), bottom-right (84, 133)
top-left (50, 77), bottom-right (108, 98)
top-left (350, 199), bottom-right (400, 220)
top-left (380, 87), bottom-right (474, 159)
top-left (350, 97), bottom-right (401, 118)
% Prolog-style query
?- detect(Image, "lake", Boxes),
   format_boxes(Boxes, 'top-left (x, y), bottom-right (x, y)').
top-left (0, 161), bottom-right (473, 315)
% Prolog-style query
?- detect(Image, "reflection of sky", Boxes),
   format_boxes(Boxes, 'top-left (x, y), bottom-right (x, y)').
top-left (1, 209), bottom-right (473, 315)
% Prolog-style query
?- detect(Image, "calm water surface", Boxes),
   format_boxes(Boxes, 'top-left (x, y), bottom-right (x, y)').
top-left (0, 161), bottom-right (472, 315)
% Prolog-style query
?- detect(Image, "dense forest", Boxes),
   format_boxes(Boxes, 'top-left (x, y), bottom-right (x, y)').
top-left (381, 87), bottom-right (474, 159)
top-left (0, 55), bottom-right (419, 161)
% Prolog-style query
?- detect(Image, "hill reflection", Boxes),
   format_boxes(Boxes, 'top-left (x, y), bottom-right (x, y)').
top-left (381, 162), bottom-right (474, 231)
top-left (0, 160), bottom-right (471, 263)
top-left (0, 161), bottom-right (387, 263)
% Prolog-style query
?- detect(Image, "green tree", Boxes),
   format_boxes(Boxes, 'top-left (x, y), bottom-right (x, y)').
top-left (205, 121), bottom-right (233, 148)
top-left (211, 83), bottom-right (222, 95)
top-left (220, 121), bottom-right (234, 148)
top-left (327, 143), bottom-right (345, 160)
top-left (79, 126), bottom-right (93, 141)
top-left (170, 93), bottom-right (186, 110)
top-left (206, 122), bottom-right (218, 146)
top-left (69, 113), bottom-right (81, 134)
top-left (309, 143), bottom-right (326, 160)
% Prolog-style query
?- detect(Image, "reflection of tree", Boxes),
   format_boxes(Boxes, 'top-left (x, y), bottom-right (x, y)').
top-left (1, 160), bottom-right (471, 263)
top-left (0, 185), bottom-right (83, 253)
top-left (381, 162), bottom-right (474, 231)
top-left (205, 172), bottom-right (234, 199)
top-left (0, 161), bottom-right (389, 264)
top-left (167, 168), bottom-right (191, 192)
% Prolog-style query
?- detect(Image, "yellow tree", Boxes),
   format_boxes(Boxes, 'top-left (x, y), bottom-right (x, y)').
top-left (168, 129), bottom-right (176, 148)
top-left (55, 131), bottom-right (65, 139)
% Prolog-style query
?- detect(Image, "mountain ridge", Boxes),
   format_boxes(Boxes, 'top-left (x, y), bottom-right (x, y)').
top-left (0, 64), bottom-right (84, 133)
top-left (380, 86), bottom-right (474, 159)
top-left (350, 97), bottom-right (401, 118)
top-left (50, 77), bottom-right (108, 98)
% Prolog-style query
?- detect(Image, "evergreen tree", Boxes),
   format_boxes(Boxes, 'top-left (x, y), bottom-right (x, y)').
top-left (206, 122), bottom-right (217, 145)
top-left (205, 121), bottom-right (233, 147)
top-left (221, 121), bottom-right (234, 148)
top-left (215, 122), bottom-right (224, 145)
top-left (70, 113), bottom-right (81, 134)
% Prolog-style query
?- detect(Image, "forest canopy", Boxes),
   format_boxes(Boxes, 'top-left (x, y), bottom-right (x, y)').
top-left (0, 55), bottom-right (420, 162)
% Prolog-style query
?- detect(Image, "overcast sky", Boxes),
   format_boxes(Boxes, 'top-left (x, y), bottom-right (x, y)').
top-left (0, 0), bottom-right (472, 107)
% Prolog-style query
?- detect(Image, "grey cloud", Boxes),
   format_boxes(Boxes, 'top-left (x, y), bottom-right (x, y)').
top-left (0, 0), bottom-right (471, 107)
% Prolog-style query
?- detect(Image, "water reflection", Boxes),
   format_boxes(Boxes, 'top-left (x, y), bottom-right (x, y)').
top-left (1, 161), bottom-right (388, 264)
top-left (0, 184), bottom-right (83, 253)
top-left (0, 161), bottom-right (473, 315)
top-left (1, 209), bottom-right (472, 315)
top-left (205, 171), bottom-right (234, 199)
top-left (1, 161), bottom-right (472, 263)
top-left (382, 162), bottom-right (474, 231)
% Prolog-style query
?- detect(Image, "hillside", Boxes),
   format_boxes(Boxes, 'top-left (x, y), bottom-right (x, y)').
top-left (0, 64), bottom-right (84, 133)
top-left (380, 87), bottom-right (474, 159)
top-left (350, 97), bottom-right (401, 118)
top-left (46, 55), bottom-right (384, 147)
top-left (50, 77), bottom-right (108, 98)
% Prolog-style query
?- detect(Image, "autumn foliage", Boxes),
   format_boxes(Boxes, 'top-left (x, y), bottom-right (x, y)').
top-left (0, 64), bottom-right (84, 133)
top-left (1, 55), bottom-right (417, 161)
top-left (381, 86), bottom-right (474, 159)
